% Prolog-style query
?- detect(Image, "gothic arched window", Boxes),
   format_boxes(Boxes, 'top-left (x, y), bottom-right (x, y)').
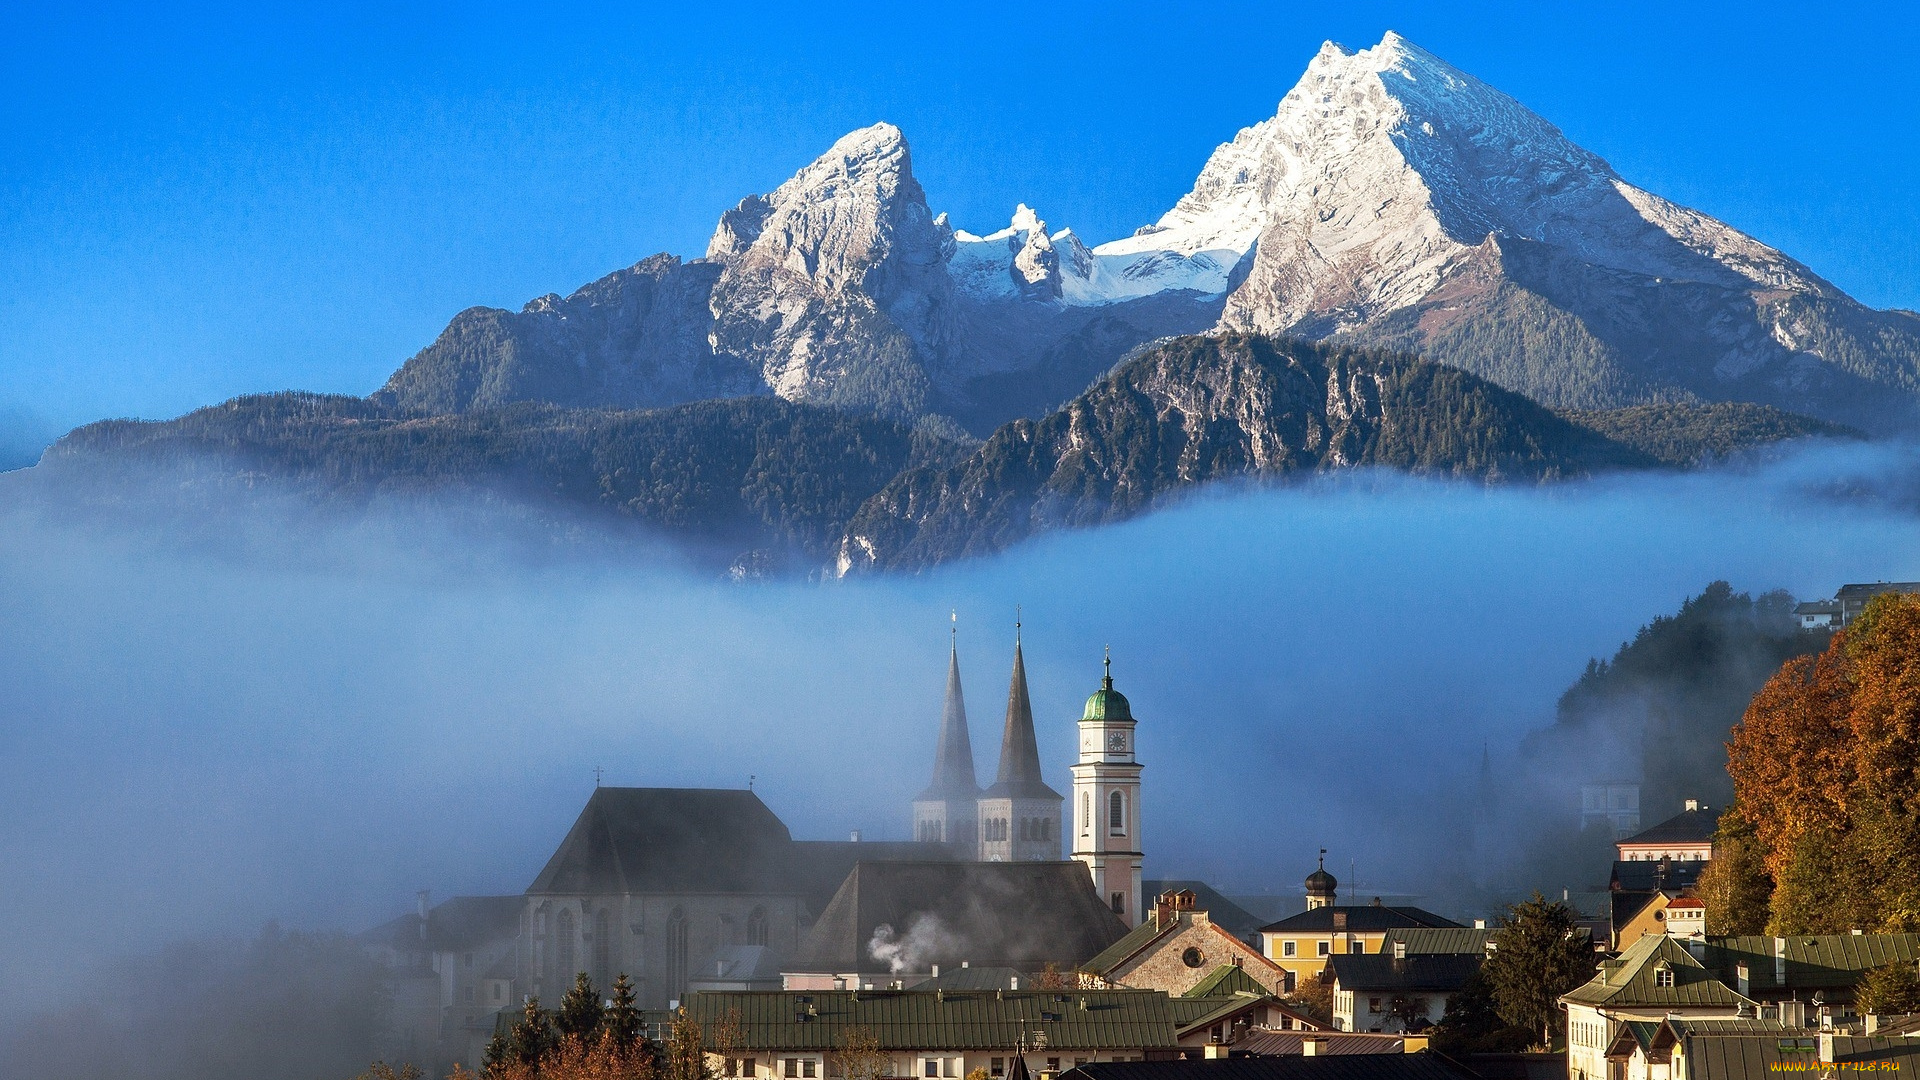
top-left (746, 907), bottom-right (769, 947)
top-left (1109, 790), bottom-right (1125, 835)
top-left (556, 908), bottom-right (577, 984)
top-left (594, 908), bottom-right (611, 989)
top-left (666, 907), bottom-right (690, 1003)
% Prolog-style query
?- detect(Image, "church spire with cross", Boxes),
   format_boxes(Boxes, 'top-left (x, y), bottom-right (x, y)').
top-left (976, 612), bottom-right (1063, 861)
top-left (912, 613), bottom-right (982, 847)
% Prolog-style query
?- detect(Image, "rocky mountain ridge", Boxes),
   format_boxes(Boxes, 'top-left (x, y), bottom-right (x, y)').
top-left (372, 33), bottom-right (1920, 436)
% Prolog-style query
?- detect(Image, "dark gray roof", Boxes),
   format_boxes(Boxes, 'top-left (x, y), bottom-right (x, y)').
top-left (1061, 1054), bottom-right (1477, 1080)
top-left (1836, 582), bottom-right (1920, 603)
top-left (526, 787), bottom-right (793, 895)
top-left (982, 642), bottom-right (1062, 802)
top-left (1233, 1032), bottom-right (1400, 1055)
top-left (1326, 954), bottom-right (1481, 993)
top-left (361, 895), bottom-right (523, 952)
top-left (1618, 808), bottom-right (1717, 847)
top-left (789, 860), bottom-right (1128, 975)
top-left (1144, 880), bottom-right (1265, 942)
top-left (1260, 907), bottom-right (1462, 935)
top-left (681, 988), bottom-right (1180, 1050)
top-left (789, 839), bottom-right (964, 918)
top-left (918, 642), bottom-right (983, 803)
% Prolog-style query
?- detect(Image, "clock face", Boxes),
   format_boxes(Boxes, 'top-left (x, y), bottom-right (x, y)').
top-left (1108, 733), bottom-right (1127, 751)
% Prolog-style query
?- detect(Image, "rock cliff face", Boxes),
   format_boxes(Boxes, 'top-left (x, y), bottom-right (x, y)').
top-left (832, 333), bottom-right (1653, 574)
top-left (376, 31), bottom-right (1920, 433)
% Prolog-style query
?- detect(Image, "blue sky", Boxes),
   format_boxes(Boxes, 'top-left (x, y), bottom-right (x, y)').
top-left (4, 0), bottom-right (1917, 432)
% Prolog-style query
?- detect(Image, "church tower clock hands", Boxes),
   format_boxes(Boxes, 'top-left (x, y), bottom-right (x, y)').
top-left (1072, 649), bottom-right (1144, 927)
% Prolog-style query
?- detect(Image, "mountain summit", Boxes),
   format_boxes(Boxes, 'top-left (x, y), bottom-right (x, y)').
top-left (375, 33), bottom-right (1920, 433)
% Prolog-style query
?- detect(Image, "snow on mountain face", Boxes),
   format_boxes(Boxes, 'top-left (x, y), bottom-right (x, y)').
top-left (707, 122), bottom-right (956, 402)
top-left (949, 205), bottom-right (1105, 304)
top-left (1216, 31), bottom-right (1833, 334)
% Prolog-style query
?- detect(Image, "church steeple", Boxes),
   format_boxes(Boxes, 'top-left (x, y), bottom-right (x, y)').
top-left (919, 630), bottom-right (980, 801)
top-left (911, 618), bottom-right (981, 847)
top-left (976, 619), bottom-right (1063, 861)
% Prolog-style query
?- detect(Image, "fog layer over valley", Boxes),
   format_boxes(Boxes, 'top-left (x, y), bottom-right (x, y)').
top-left (4, 440), bottom-right (1920, 1068)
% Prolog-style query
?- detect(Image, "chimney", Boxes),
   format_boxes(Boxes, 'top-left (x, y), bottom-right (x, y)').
top-left (718, 960), bottom-right (726, 977)
top-left (1781, 999), bottom-right (1806, 1029)
top-left (1685, 799), bottom-right (1699, 812)
top-left (833, 977), bottom-right (846, 990)
top-left (1010, 975), bottom-right (1021, 990)
top-left (1393, 941), bottom-right (1407, 961)
top-left (850, 830), bottom-right (862, 842)
top-left (962, 961), bottom-right (970, 968)
top-left (931, 965), bottom-right (940, 978)
top-left (1333, 913), bottom-right (1347, 932)
top-left (1473, 919), bottom-right (1486, 930)
top-left (1203, 1045), bottom-right (1227, 1059)
top-left (1301, 1038), bottom-right (1324, 1057)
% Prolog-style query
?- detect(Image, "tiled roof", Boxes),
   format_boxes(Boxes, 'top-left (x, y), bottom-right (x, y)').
top-left (1259, 907), bottom-right (1462, 935)
top-left (1701, 934), bottom-right (1920, 994)
top-left (1084, 919), bottom-right (1176, 977)
top-left (790, 861), bottom-right (1127, 975)
top-left (1617, 808), bottom-right (1717, 848)
top-left (679, 988), bottom-right (1179, 1050)
top-left (1233, 1032), bottom-right (1403, 1056)
top-left (1326, 954), bottom-right (1480, 993)
top-left (1376, 930), bottom-right (1492, 956)
top-left (1061, 1053), bottom-right (1476, 1080)
top-left (1562, 934), bottom-right (1751, 1010)
top-left (1183, 966), bottom-right (1273, 999)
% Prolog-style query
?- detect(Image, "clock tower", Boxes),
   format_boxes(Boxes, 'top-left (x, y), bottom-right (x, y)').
top-left (1071, 652), bottom-right (1144, 926)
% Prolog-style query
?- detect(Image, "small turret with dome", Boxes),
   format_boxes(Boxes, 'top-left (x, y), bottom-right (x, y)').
top-left (1304, 850), bottom-right (1338, 909)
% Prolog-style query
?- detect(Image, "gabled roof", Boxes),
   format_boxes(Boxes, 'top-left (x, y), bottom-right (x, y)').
top-left (1326, 954), bottom-right (1480, 993)
top-left (1084, 918), bottom-right (1170, 977)
top-left (678, 988), bottom-right (1179, 1050)
top-left (1168, 992), bottom-right (1277, 1037)
top-left (360, 895), bottom-right (523, 952)
top-left (1259, 907), bottom-right (1462, 935)
top-left (1231, 1032), bottom-right (1392, 1055)
top-left (526, 787), bottom-right (793, 895)
top-left (1617, 807), bottom-right (1716, 848)
top-left (1060, 1055), bottom-right (1478, 1080)
top-left (1184, 966), bottom-right (1273, 999)
top-left (789, 861), bottom-right (1127, 975)
top-left (1144, 881), bottom-right (1266, 942)
top-left (1702, 933), bottom-right (1920, 994)
top-left (1561, 934), bottom-right (1752, 1010)
top-left (1377, 929), bottom-right (1493, 956)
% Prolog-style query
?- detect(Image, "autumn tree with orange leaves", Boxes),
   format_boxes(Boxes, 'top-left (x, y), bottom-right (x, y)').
top-left (1708, 592), bottom-right (1920, 934)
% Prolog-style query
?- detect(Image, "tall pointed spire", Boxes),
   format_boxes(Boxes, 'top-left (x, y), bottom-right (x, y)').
top-left (983, 632), bottom-right (1059, 800)
top-left (918, 621), bottom-right (980, 800)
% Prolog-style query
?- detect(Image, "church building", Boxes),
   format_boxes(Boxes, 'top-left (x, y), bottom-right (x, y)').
top-left (909, 627), bottom-right (1146, 925)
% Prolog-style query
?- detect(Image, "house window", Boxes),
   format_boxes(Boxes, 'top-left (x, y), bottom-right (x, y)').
top-left (1317, 941), bottom-right (1330, 957)
top-left (1112, 893), bottom-right (1125, 914)
top-left (493, 983), bottom-right (504, 1002)
top-left (1282, 941), bottom-right (1297, 958)
top-left (1109, 791), bottom-right (1125, 835)
top-left (1655, 968), bottom-right (1674, 988)
top-left (925, 1060), bottom-right (939, 1078)
top-left (1350, 939), bottom-right (1363, 954)
top-left (747, 907), bottom-right (769, 947)
top-left (992, 1058), bottom-right (1006, 1077)
top-left (1368, 998), bottom-right (1383, 1012)
top-left (1046, 1059), bottom-right (1060, 1073)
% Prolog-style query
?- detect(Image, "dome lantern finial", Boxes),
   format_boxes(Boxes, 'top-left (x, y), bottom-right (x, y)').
top-left (1103, 646), bottom-right (1112, 690)
top-left (1304, 848), bottom-right (1339, 908)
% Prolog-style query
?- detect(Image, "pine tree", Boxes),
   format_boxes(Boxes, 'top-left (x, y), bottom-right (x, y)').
top-left (558, 972), bottom-right (603, 1044)
top-left (1480, 893), bottom-right (1596, 1050)
top-left (605, 973), bottom-right (646, 1054)
top-left (511, 995), bottom-right (558, 1069)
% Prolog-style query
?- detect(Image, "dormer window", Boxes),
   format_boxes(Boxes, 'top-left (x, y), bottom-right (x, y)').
top-left (1654, 962), bottom-right (1675, 988)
